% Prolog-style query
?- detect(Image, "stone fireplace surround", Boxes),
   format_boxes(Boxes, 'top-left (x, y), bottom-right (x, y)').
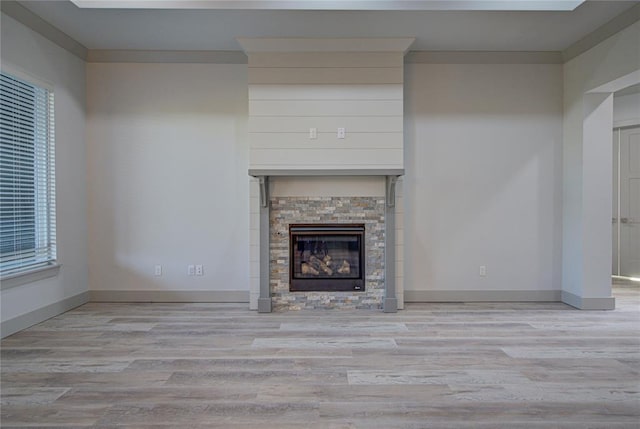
top-left (272, 197), bottom-right (383, 309)
top-left (249, 173), bottom-right (403, 313)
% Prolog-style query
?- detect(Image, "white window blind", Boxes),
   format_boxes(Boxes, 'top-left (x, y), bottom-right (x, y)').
top-left (0, 72), bottom-right (56, 277)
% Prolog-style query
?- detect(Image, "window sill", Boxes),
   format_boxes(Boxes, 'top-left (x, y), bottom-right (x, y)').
top-left (1, 264), bottom-right (61, 290)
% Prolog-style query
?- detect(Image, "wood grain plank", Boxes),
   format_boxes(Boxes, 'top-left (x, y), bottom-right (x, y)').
top-left (249, 84), bottom-right (403, 100)
top-left (249, 99), bottom-right (402, 117)
top-left (248, 67), bottom-right (403, 84)
top-left (0, 286), bottom-right (637, 427)
top-left (248, 116), bottom-right (403, 133)
top-left (249, 132), bottom-right (403, 150)
top-left (249, 148), bottom-right (403, 167)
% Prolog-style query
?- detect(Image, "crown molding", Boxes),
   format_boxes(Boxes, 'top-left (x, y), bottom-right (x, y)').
top-left (1, 1), bottom-right (88, 60)
top-left (87, 50), bottom-right (248, 64)
top-left (563, 2), bottom-right (640, 62)
top-left (406, 51), bottom-right (563, 64)
top-left (88, 49), bottom-right (564, 64)
top-left (237, 38), bottom-right (415, 54)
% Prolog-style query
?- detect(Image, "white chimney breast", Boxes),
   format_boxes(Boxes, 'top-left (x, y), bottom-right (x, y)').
top-left (239, 38), bottom-right (413, 174)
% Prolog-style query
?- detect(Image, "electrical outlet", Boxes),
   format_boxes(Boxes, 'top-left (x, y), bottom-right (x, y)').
top-left (195, 265), bottom-right (203, 276)
top-left (154, 265), bottom-right (162, 276)
top-left (188, 265), bottom-right (195, 276)
top-left (479, 265), bottom-right (487, 277)
top-left (309, 127), bottom-right (317, 139)
top-left (337, 127), bottom-right (346, 139)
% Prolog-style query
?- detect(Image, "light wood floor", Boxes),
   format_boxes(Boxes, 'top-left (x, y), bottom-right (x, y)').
top-left (1, 287), bottom-right (639, 428)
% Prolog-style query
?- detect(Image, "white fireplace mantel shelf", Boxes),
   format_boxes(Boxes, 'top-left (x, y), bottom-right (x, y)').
top-left (249, 169), bottom-right (404, 177)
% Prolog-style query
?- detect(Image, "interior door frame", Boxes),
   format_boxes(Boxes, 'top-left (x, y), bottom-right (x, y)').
top-left (613, 124), bottom-right (640, 280)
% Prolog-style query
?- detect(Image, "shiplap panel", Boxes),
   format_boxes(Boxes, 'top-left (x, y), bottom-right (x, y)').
top-left (246, 48), bottom-right (405, 172)
top-left (249, 116), bottom-right (403, 133)
top-left (249, 132), bottom-right (403, 150)
top-left (248, 67), bottom-right (403, 84)
top-left (249, 100), bottom-right (402, 117)
top-left (248, 52), bottom-right (403, 68)
top-left (250, 148), bottom-right (403, 167)
top-left (249, 84), bottom-right (403, 101)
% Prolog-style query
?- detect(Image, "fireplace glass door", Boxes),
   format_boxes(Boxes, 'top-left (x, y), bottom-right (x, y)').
top-left (289, 224), bottom-right (365, 291)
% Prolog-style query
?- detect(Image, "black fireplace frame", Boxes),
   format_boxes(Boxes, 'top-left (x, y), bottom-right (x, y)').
top-left (289, 224), bottom-right (365, 292)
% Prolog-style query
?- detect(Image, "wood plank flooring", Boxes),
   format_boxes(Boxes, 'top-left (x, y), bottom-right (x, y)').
top-left (1, 286), bottom-right (639, 428)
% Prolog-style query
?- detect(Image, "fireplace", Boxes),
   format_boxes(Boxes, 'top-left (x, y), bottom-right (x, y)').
top-left (268, 195), bottom-right (386, 310)
top-left (289, 224), bottom-right (365, 292)
top-left (241, 38), bottom-right (410, 312)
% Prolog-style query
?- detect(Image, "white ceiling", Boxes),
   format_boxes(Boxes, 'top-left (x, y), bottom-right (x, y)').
top-left (17, 0), bottom-right (640, 52)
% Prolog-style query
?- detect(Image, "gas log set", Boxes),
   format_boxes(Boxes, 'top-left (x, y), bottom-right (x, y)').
top-left (289, 224), bottom-right (365, 292)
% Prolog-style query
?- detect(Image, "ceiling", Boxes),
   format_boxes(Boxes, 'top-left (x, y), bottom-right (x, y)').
top-left (15, 0), bottom-right (640, 52)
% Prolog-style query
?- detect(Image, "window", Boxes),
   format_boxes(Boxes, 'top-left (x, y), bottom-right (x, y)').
top-left (0, 71), bottom-right (56, 277)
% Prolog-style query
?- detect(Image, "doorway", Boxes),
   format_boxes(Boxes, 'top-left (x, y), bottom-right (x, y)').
top-left (612, 125), bottom-right (640, 281)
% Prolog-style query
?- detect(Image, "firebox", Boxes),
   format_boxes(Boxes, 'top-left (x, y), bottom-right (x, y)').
top-left (289, 224), bottom-right (365, 292)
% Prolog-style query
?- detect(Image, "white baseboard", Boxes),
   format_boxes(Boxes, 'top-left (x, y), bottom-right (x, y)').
top-left (561, 291), bottom-right (615, 310)
top-left (90, 290), bottom-right (249, 303)
top-left (404, 290), bottom-right (561, 302)
top-left (1, 291), bottom-right (89, 339)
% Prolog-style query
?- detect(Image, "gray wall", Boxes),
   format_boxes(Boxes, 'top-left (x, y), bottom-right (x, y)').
top-left (86, 60), bottom-right (564, 299)
top-left (6, 9), bottom-right (635, 324)
top-left (86, 63), bottom-right (249, 297)
top-left (404, 63), bottom-right (563, 296)
top-left (1, 13), bottom-right (88, 335)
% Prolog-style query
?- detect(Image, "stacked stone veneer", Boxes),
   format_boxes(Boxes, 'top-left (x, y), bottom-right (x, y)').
top-left (270, 197), bottom-right (385, 310)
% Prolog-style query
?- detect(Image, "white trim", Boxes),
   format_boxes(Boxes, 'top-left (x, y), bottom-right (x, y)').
top-left (83, 49), bottom-right (557, 65)
top-left (612, 275), bottom-right (640, 285)
top-left (562, 3), bottom-right (640, 62)
top-left (0, 264), bottom-right (60, 290)
top-left (90, 290), bottom-right (249, 303)
top-left (587, 70), bottom-right (640, 94)
top-left (87, 50), bottom-right (248, 64)
top-left (0, 291), bottom-right (89, 338)
top-left (0, 1), bottom-right (88, 60)
top-left (613, 118), bottom-right (640, 128)
top-left (612, 275), bottom-right (640, 283)
top-left (615, 128), bottom-right (621, 276)
top-left (237, 38), bottom-right (415, 54)
top-left (561, 291), bottom-right (615, 310)
top-left (63, 49), bottom-right (574, 66)
top-left (404, 290), bottom-right (561, 302)
top-left (405, 51), bottom-right (563, 64)
top-left (249, 168), bottom-right (404, 176)
top-left (1, 63), bottom-right (54, 91)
